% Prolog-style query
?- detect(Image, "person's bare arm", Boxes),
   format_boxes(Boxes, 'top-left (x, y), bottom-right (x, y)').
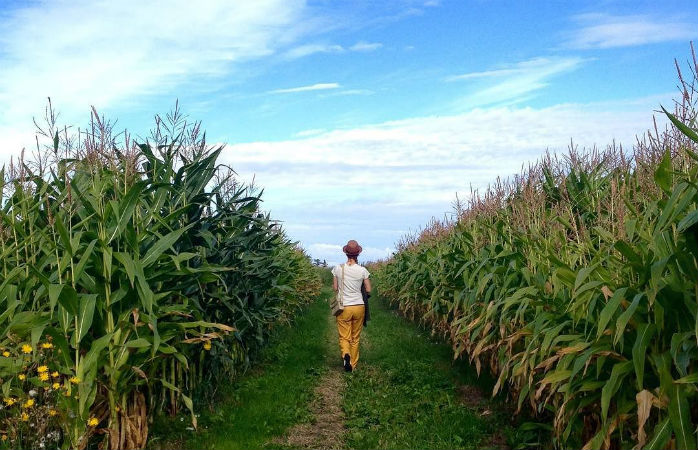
top-left (364, 278), bottom-right (371, 294)
top-left (333, 276), bottom-right (338, 293)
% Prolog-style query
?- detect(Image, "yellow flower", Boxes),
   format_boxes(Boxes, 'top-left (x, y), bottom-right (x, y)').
top-left (37, 365), bottom-right (48, 373)
top-left (21, 344), bottom-right (32, 354)
top-left (41, 342), bottom-right (53, 349)
top-left (2, 351), bottom-right (9, 357)
top-left (23, 399), bottom-right (34, 408)
top-left (69, 376), bottom-right (80, 384)
top-left (48, 409), bottom-right (58, 417)
top-left (203, 341), bottom-right (212, 350)
top-left (51, 371), bottom-right (59, 378)
top-left (88, 417), bottom-right (99, 427)
top-left (18, 374), bottom-right (26, 381)
top-left (52, 382), bottom-right (61, 389)
top-left (21, 412), bottom-right (29, 421)
top-left (1, 434), bottom-right (6, 441)
top-left (3, 397), bottom-right (16, 406)
top-left (39, 372), bottom-right (50, 382)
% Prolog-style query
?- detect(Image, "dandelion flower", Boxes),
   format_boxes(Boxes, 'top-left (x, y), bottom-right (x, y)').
top-left (3, 398), bottom-right (16, 406)
top-left (39, 372), bottom-right (50, 382)
top-left (88, 417), bottom-right (99, 427)
top-left (2, 351), bottom-right (9, 357)
top-left (18, 374), bottom-right (26, 381)
top-left (41, 342), bottom-right (53, 349)
top-left (203, 341), bottom-right (212, 350)
top-left (23, 399), bottom-right (34, 408)
top-left (69, 376), bottom-right (80, 384)
top-left (21, 412), bottom-right (29, 421)
top-left (21, 344), bottom-right (32, 354)
top-left (51, 371), bottom-right (59, 378)
top-left (37, 365), bottom-right (48, 373)
top-left (52, 382), bottom-right (61, 389)
top-left (48, 409), bottom-right (58, 417)
top-left (1, 434), bottom-right (6, 441)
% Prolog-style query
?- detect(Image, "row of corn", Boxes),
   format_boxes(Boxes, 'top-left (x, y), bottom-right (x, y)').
top-left (0, 106), bottom-right (321, 449)
top-left (371, 61), bottom-right (698, 449)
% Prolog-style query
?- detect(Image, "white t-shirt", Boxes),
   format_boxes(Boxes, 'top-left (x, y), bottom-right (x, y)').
top-left (332, 263), bottom-right (370, 306)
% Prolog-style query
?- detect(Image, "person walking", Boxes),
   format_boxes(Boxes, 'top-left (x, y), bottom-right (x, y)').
top-left (332, 240), bottom-right (371, 372)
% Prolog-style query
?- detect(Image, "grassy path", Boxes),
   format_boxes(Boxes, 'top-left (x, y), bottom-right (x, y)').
top-left (149, 285), bottom-right (335, 450)
top-left (342, 296), bottom-right (513, 449)
top-left (150, 284), bottom-right (514, 449)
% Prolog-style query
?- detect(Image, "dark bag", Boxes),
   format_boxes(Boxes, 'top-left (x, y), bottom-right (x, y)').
top-left (361, 282), bottom-right (371, 326)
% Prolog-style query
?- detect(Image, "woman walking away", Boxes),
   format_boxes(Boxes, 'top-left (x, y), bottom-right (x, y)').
top-left (332, 240), bottom-right (371, 372)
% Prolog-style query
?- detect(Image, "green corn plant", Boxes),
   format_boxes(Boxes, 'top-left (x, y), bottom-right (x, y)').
top-left (0, 105), bottom-right (320, 449)
top-left (371, 55), bottom-right (698, 449)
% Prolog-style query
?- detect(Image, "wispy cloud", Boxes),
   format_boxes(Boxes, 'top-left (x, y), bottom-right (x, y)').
top-left (566, 13), bottom-right (697, 49)
top-left (294, 128), bottom-right (327, 137)
top-left (448, 57), bottom-right (588, 107)
top-left (283, 43), bottom-right (344, 59)
top-left (0, 0), bottom-right (310, 157)
top-left (221, 96), bottom-right (665, 259)
top-left (307, 243), bottom-right (393, 266)
top-left (349, 41), bottom-right (383, 52)
top-left (324, 89), bottom-right (375, 97)
top-left (447, 57), bottom-right (586, 82)
top-left (446, 68), bottom-right (520, 81)
top-left (268, 83), bottom-right (340, 94)
top-left (283, 41), bottom-right (383, 59)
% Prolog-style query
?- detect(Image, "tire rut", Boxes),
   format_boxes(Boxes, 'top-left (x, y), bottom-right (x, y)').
top-left (270, 312), bottom-right (346, 449)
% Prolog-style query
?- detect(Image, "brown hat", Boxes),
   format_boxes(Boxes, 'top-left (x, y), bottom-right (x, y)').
top-left (342, 240), bottom-right (362, 256)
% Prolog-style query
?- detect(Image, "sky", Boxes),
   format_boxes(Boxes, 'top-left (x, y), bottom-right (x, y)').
top-left (0, 0), bottom-right (696, 265)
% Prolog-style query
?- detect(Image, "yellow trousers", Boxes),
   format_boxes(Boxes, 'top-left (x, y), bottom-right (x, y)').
top-left (336, 305), bottom-right (365, 367)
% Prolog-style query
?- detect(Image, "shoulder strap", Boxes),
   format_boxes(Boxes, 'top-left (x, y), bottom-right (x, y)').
top-left (340, 264), bottom-right (345, 304)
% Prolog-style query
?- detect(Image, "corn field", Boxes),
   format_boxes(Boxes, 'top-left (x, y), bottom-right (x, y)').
top-left (0, 104), bottom-right (321, 449)
top-left (371, 55), bottom-right (698, 449)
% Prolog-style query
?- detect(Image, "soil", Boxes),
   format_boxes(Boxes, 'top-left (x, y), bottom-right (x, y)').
top-left (270, 367), bottom-right (346, 449)
top-left (456, 383), bottom-right (511, 449)
top-left (457, 384), bottom-right (486, 407)
top-left (271, 310), bottom-right (347, 450)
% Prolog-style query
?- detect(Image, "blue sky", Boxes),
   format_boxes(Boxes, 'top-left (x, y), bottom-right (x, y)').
top-left (0, 0), bottom-right (696, 264)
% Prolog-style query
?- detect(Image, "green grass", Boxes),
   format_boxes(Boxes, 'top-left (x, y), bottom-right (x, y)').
top-left (342, 293), bottom-right (515, 450)
top-left (149, 275), bottom-right (516, 450)
top-left (148, 285), bottom-right (334, 450)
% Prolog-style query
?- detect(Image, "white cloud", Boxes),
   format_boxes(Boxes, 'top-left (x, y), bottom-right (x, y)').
top-left (268, 83), bottom-right (341, 94)
top-left (448, 57), bottom-right (589, 107)
top-left (349, 41), bottom-right (383, 52)
top-left (446, 57), bottom-right (584, 82)
top-left (220, 96), bottom-right (667, 260)
top-left (566, 13), bottom-right (697, 49)
top-left (283, 40), bottom-right (383, 59)
top-left (446, 68), bottom-right (520, 81)
top-left (307, 243), bottom-right (393, 266)
top-left (283, 43), bottom-right (345, 59)
top-left (0, 0), bottom-right (310, 158)
top-left (324, 89), bottom-right (375, 97)
top-left (295, 128), bottom-right (328, 137)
